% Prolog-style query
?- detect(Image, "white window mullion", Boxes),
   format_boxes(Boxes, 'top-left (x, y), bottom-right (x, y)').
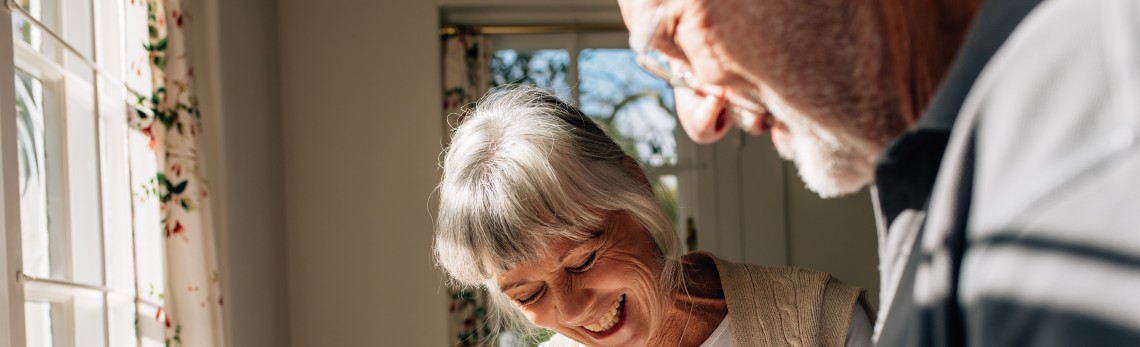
top-left (568, 34), bottom-right (579, 107)
top-left (89, 0), bottom-right (113, 345)
top-left (1, 6), bottom-right (30, 347)
top-left (100, 102), bottom-right (136, 347)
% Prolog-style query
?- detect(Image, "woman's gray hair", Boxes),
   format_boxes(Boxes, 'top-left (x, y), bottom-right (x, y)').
top-left (434, 85), bottom-right (683, 335)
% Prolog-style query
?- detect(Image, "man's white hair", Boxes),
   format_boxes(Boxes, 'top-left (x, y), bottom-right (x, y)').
top-left (433, 85), bottom-right (684, 337)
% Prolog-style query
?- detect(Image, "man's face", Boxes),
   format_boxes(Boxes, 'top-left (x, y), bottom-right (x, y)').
top-left (620, 0), bottom-right (907, 198)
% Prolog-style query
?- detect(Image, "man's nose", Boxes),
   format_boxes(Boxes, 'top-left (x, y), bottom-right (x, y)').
top-left (674, 85), bottom-right (731, 144)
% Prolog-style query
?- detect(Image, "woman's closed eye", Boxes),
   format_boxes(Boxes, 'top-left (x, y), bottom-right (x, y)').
top-left (568, 251), bottom-right (598, 273)
top-left (516, 286), bottom-right (545, 305)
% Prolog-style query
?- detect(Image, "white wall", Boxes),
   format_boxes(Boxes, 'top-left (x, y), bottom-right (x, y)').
top-left (698, 131), bottom-right (880, 308)
top-left (786, 175), bottom-right (880, 307)
top-left (278, 0), bottom-right (449, 346)
top-left (193, 0), bottom-right (291, 345)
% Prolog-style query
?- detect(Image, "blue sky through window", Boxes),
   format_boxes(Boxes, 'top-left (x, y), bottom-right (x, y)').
top-left (491, 48), bottom-right (679, 167)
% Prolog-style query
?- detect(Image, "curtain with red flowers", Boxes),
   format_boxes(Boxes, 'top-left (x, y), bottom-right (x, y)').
top-left (441, 31), bottom-right (494, 346)
top-left (129, 0), bottom-right (226, 346)
top-left (443, 31), bottom-right (489, 141)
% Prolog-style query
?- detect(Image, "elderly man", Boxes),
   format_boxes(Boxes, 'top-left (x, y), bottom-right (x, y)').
top-left (618, 0), bottom-right (1140, 345)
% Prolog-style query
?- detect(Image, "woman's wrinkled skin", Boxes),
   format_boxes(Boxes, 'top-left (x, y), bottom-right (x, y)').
top-left (497, 212), bottom-right (727, 346)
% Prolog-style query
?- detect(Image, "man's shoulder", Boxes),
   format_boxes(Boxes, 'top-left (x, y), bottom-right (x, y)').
top-left (945, 0), bottom-right (1140, 343)
top-left (966, 0), bottom-right (1140, 232)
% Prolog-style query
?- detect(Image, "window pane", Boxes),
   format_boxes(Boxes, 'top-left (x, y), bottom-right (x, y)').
top-left (578, 49), bottom-right (677, 167)
top-left (60, 0), bottom-right (93, 56)
top-left (24, 301), bottom-right (54, 347)
top-left (138, 303), bottom-right (165, 347)
top-left (142, 336), bottom-right (166, 347)
top-left (490, 49), bottom-right (571, 103)
top-left (11, 0), bottom-right (54, 50)
top-left (12, 0), bottom-right (41, 49)
top-left (18, 70), bottom-right (69, 282)
top-left (11, 0), bottom-right (65, 58)
top-left (95, 0), bottom-right (125, 79)
top-left (101, 103), bottom-right (135, 294)
top-left (75, 296), bottom-right (108, 347)
top-left (65, 50), bottom-right (105, 286)
top-left (108, 295), bottom-right (137, 347)
top-left (123, 0), bottom-right (152, 93)
top-left (12, 0), bottom-right (94, 59)
top-left (17, 71), bottom-right (52, 278)
top-left (129, 120), bottom-right (165, 306)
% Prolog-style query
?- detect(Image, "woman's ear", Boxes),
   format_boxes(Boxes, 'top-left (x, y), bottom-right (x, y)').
top-left (622, 156), bottom-right (652, 190)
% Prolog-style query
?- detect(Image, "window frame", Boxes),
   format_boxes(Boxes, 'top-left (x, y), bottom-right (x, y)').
top-left (2, 6), bottom-right (31, 347)
top-left (1, 0), bottom-right (167, 346)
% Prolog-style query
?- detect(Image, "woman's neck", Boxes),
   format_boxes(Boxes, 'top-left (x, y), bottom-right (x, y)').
top-left (649, 253), bottom-right (729, 346)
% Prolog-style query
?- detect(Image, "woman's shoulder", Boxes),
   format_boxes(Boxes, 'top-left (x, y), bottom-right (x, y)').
top-left (696, 251), bottom-right (868, 346)
top-left (688, 251), bottom-right (835, 284)
top-left (690, 251), bottom-right (864, 313)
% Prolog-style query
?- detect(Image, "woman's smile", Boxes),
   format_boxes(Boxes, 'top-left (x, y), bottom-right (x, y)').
top-left (583, 294), bottom-right (624, 333)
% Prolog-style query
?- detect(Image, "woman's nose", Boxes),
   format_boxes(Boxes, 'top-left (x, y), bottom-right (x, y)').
top-left (555, 288), bottom-right (601, 327)
top-left (674, 85), bottom-right (731, 144)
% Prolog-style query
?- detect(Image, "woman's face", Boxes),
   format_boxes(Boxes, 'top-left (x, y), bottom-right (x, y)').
top-left (495, 212), bottom-right (670, 346)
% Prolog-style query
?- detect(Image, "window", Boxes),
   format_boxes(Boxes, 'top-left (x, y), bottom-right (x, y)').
top-left (488, 33), bottom-right (700, 245)
top-left (2, 0), bottom-right (167, 345)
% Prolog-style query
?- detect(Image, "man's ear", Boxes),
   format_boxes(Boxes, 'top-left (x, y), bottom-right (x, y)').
top-left (622, 156), bottom-right (652, 190)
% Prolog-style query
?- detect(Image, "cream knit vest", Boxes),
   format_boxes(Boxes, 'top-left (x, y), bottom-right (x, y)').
top-left (703, 252), bottom-right (874, 347)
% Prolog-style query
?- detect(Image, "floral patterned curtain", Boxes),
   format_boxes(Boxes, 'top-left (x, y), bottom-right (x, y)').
top-left (441, 31), bottom-right (494, 346)
top-left (130, 0), bottom-right (226, 346)
top-left (443, 31), bottom-right (489, 141)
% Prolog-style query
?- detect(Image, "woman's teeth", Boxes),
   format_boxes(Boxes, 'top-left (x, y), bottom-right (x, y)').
top-left (584, 295), bottom-right (624, 333)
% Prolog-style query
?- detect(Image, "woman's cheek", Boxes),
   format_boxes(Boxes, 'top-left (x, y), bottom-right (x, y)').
top-left (606, 256), bottom-right (661, 293)
top-left (521, 302), bottom-right (558, 329)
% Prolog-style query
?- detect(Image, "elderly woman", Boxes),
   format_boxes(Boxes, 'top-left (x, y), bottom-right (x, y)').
top-left (435, 86), bottom-right (874, 347)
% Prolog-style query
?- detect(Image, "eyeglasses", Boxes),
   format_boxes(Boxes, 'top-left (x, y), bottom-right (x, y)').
top-left (631, 4), bottom-right (698, 91)
top-left (629, 3), bottom-right (768, 133)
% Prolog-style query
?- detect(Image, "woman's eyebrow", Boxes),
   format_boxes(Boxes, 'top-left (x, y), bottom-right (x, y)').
top-left (499, 281), bottom-right (528, 292)
top-left (558, 250), bottom-right (576, 264)
top-left (558, 231), bottom-right (604, 263)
